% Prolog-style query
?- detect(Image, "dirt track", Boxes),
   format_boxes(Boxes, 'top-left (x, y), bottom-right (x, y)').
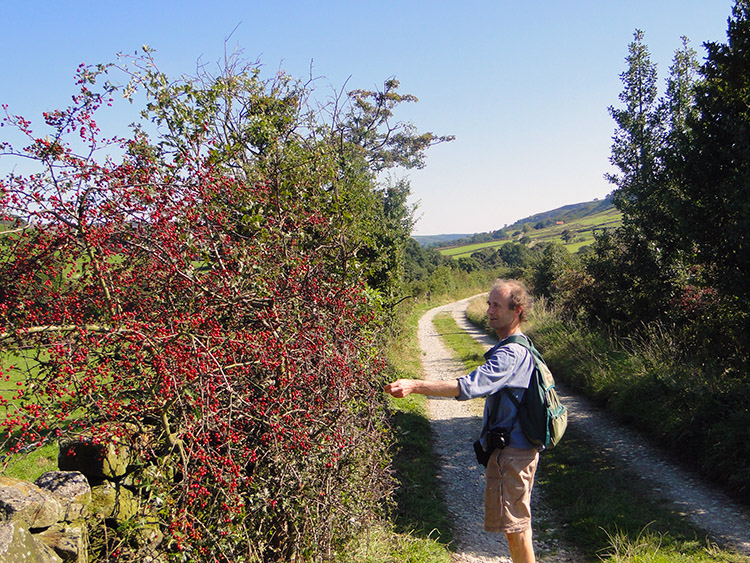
top-left (418, 297), bottom-right (750, 562)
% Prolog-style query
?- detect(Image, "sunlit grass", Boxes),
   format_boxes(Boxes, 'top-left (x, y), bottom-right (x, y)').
top-left (431, 311), bottom-right (485, 369)
top-left (3, 441), bottom-right (59, 481)
top-left (1, 349), bottom-right (81, 481)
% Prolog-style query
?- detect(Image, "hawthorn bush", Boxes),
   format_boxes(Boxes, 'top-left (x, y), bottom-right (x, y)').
top-left (0, 54), bottom-right (447, 561)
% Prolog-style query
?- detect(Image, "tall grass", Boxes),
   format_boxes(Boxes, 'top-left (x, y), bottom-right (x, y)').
top-left (525, 298), bottom-right (750, 503)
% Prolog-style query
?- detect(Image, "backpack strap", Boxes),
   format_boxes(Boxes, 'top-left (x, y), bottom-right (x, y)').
top-left (502, 333), bottom-right (540, 359)
top-left (499, 334), bottom-right (536, 409)
top-left (502, 334), bottom-right (530, 347)
top-left (504, 334), bottom-right (549, 369)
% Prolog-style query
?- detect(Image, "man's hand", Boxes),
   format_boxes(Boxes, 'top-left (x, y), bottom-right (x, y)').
top-left (383, 378), bottom-right (460, 399)
top-left (383, 379), bottom-right (417, 398)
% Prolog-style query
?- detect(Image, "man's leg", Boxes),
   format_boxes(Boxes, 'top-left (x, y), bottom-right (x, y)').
top-left (485, 448), bottom-right (539, 562)
top-left (506, 529), bottom-right (535, 563)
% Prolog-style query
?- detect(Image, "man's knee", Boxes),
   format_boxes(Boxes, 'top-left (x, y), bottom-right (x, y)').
top-left (505, 529), bottom-right (533, 551)
top-left (505, 529), bottom-right (535, 562)
top-left (506, 530), bottom-right (529, 547)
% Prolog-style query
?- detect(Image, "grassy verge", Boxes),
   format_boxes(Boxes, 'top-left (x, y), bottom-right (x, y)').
top-left (1, 350), bottom-right (60, 480)
top-left (431, 311), bottom-right (485, 370)
top-left (340, 291), bottom-right (478, 562)
top-left (442, 299), bottom-right (750, 562)
top-left (380, 301), bottom-right (456, 553)
top-left (336, 524), bottom-right (453, 563)
top-left (525, 299), bottom-right (750, 503)
top-left (351, 277), bottom-right (500, 563)
top-left (537, 428), bottom-right (746, 562)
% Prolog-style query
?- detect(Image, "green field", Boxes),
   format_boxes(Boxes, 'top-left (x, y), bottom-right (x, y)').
top-left (440, 206), bottom-right (622, 258)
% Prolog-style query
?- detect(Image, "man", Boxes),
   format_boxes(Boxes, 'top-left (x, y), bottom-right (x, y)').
top-left (384, 279), bottom-right (539, 563)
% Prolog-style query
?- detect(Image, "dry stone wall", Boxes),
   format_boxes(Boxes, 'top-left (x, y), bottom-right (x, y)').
top-left (0, 472), bottom-right (89, 562)
top-left (0, 434), bottom-right (163, 562)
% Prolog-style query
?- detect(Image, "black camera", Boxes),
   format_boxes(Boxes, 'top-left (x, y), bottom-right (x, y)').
top-left (488, 428), bottom-right (511, 452)
top-left (473, 428), bottom-right (511, 467)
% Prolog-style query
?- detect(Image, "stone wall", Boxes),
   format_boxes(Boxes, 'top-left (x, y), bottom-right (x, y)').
top-left (0, 435), bottom-right (163, 562)
top-left (0, 472), bottom-right (89, 562)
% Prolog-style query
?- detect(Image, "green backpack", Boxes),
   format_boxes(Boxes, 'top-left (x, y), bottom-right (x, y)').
top-left (503, 334), bottom-right (567, 449)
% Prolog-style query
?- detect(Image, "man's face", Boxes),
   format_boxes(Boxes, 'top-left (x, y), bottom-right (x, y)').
top-left (486, 287), bottom-right (520, 334)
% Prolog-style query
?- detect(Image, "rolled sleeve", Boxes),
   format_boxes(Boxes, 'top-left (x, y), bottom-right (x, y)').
top-left (456, 344), bottom-right (524, 401)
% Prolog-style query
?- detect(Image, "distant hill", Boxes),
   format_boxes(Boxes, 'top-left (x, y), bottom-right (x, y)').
top-left (412, 233), bottom-right (472, 246)
top-left (430, 197), bottom-right (621, 257)
top-left (413, 197), bottom-right (615, 248)
top-left (508, 198), bottom-right (614, 229)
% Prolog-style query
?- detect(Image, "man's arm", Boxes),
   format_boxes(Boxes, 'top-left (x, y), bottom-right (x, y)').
top-left (384, 378), bottom-right (460, 399)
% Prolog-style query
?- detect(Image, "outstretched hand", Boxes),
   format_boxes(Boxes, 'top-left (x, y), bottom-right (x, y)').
top-left (384, 378), bottom-right (460, 399)
top-left (383, 379), bottom-right (416, 398)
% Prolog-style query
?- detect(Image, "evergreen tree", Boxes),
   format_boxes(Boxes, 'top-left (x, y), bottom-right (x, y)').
top-left (657, 36), bottom-right (701, 259)
top-left (664, 37), bottom-right (701, 141)
top-left (607, 29), bottom-right (665, 232)
top-left (597, 30), bottom-right (677, 329)
top-left (678, 1), bottom-right (750, 305)
top-left (588, 31), bottom-right (702, 333)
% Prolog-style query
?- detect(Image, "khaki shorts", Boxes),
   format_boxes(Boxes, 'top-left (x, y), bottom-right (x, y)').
top-left (484, 446), bottom-right (539, 534)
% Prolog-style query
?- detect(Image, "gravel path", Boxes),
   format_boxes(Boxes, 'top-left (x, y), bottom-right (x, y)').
top-left (418, 296), bottom-right (750, 562)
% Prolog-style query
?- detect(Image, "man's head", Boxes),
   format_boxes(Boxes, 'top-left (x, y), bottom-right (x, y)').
top-left (486, 279), bottom-right (532, 336)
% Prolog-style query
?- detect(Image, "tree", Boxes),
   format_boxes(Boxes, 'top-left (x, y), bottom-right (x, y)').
top-left (118, 51), bottom-right (451, 303)
top-left (635, 33), bottom-right (700, 287)
top-left (402, 237), bottom-right (450, 284)
top-left (339, 78), bottom-right (454, 172)
top-left (498, 242), bottom-right (534, 268)
top-left (664, 37), bottom-right (701, 143)
top-left (579, 227), bottom-right (680, 330)
top-left (677, 1), bottom-right (750, 310)
top-left (584, 31), bottom-right (703, 334)
top-left (606, 29), bottom-right (665, 236)
top-left (533, 242), bottom-right (578, 301)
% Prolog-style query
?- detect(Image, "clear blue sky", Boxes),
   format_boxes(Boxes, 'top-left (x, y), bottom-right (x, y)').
top-left (1, 1), bottom-right (734, 235)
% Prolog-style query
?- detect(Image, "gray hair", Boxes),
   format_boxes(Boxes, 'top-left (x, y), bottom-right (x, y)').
top-left (492, 278), bottom-right (533, 322)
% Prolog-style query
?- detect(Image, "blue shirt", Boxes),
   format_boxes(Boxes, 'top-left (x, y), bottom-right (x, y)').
top-left (456, 335), bottom-right (536, 450)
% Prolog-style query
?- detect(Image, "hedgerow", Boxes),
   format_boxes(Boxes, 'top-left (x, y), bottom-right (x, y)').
top-left (0, 52), bottom-right (448, 561)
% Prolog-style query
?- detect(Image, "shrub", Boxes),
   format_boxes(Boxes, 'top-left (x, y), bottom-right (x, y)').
top-left (0, 53), bottom-right (449, 561)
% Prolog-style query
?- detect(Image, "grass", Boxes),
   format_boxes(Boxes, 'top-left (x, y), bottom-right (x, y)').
top-left (338, 299), bottom-right (456, 562)
top-left (0, 350), bottom-right (66, 480)
top-left (384, 302), bottom-right (455, 547)
top-left (337, 524), bottom-right (452, 563)
top-left (431, 311), bottom-right (485, 370)
top-left (538, 428), bottom-right (747, 562)
top-left (440, 240), bottom-right (509, 258)
top-left (527, 299), bottom-right (750, 503)
top-left (3, 441), bottom-right (59, 481)
top-left (0, 350), bottom-right (37, 407)
top-left (453, 295), bottom-right (750, 562)
top-left (346, 280), bottom-right (498, 563)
